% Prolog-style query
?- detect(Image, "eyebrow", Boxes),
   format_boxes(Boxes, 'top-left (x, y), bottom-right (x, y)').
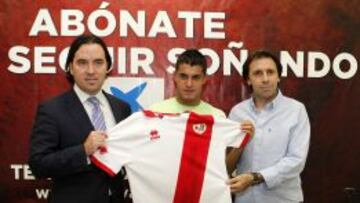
top-left (94, 59), bottom-right (105, 62)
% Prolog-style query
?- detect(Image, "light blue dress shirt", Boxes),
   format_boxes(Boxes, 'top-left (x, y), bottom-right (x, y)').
top-left (229, 91), bottom-right (310, 203)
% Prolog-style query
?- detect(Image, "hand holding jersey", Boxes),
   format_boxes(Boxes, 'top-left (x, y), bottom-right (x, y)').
top-left (83, 131), bottom-right (107, 156)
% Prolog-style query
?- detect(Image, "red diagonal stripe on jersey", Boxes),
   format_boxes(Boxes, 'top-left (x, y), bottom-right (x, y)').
top-left (173, 113), bottom-right (214, 203)
top-left (90, 155), bottom-right (116, 177)
top-left (239, 133), bottom-right (251, 148)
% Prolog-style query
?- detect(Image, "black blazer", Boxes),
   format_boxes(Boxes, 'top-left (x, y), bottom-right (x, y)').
top-left (29, 90), bottom-right (131, 203)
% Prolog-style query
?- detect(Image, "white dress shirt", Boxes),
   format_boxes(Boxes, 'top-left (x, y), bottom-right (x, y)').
top-left (73, 84), bottom-right (116, 130)
top-left (229, 91), bottom-right (310, 203)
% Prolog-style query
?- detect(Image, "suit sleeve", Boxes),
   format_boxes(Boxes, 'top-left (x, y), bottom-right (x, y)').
top-left (28, 104), bottom-right (89, 179)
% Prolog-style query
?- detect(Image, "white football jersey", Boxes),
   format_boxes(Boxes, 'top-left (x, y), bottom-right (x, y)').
top-left (91, 111), bottom-right (250, 203)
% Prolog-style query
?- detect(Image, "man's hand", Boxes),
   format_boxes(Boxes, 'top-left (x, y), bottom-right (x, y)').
top-left (83, 131), bottom-right (107, 155)
top-left (226, 120), bottom-right (255, 174)
top-left (227, 173), bottom-right (254, 193)
top-left (241, 120), bottom-right (254, 138)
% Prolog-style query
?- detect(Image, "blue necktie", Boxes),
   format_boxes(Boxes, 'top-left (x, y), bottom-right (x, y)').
top-left (87, 97), bottom-right (107, 131)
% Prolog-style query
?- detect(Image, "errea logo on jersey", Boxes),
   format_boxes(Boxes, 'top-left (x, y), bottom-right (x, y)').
top-left (193, 123), bottom-right (207, 135)
top-left (149, 130), bottom-right (160, 140)
top-left (103, 77), bottom-right (164, 113)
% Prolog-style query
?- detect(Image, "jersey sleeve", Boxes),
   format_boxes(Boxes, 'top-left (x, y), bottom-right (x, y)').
top-left (214, 117), bottom-right (250, 148)
top-left (91, 112), bottom-right (144, 176)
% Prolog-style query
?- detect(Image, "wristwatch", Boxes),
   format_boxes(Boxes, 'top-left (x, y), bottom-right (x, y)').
top-left (250, 172), bottom-right (264, 185)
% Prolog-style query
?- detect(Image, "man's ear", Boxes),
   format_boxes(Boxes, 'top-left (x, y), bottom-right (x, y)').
top-left (69, 64), bottom-right (73, 75)
top-left (172, 73), bottom-right (177, 88)
top-left (202, 76), bottom-right (208, 93)
top-left (203, 75), bottom-right (208, 85)
top-left (106, 65), bottom-right (113, 74)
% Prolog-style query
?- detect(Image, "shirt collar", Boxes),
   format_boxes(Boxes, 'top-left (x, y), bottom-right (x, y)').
top-left (250, 90), bottom-right (283, 112)
top-left (271, 90), bottom-right (283, 109)
top-left (73, 84), bottom-right (107, 106)
top-left (174, 97), bottom-right (203, 108)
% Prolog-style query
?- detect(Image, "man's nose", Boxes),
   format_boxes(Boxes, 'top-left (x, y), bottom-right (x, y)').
top-left (185, 78), bottom-right (193, 87)
top-left (262, 73), bottom-right (269, 82)
top-left (86, 64), bottom-right (95, 74)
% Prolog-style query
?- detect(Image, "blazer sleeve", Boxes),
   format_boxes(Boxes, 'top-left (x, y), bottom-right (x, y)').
top-left (28, 103), bottom-right (89, 179)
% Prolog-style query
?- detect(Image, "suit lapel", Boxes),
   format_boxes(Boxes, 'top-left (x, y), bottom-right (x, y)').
top-left (63, 90), bottom-right (129, 135)
top-left (104, 91), bottom-right (127, 123)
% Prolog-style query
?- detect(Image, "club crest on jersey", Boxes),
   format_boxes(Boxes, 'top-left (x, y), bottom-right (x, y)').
top-left (192, 123), bottom-right (207, 135)
top-left (149, 129), bottom-right (160, 140)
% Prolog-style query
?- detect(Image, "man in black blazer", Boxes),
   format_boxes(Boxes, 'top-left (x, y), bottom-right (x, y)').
top-left (29, 35), bottom-right (132, 203)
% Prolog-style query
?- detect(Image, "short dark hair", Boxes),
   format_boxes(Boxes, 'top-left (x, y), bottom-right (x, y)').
top-left (175, 49), bottom-right (207, 75)
top-left (242, 50), bottom-right (282, 80)
top-left (65, 34), bottom-right (112, 83)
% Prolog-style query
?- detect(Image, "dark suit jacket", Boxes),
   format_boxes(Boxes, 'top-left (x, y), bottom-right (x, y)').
top-left (29, 90), bottom-right (131, 203)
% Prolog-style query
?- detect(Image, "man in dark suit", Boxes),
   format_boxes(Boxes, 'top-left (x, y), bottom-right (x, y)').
top-left (29, 34), bottom-right (132, 203)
